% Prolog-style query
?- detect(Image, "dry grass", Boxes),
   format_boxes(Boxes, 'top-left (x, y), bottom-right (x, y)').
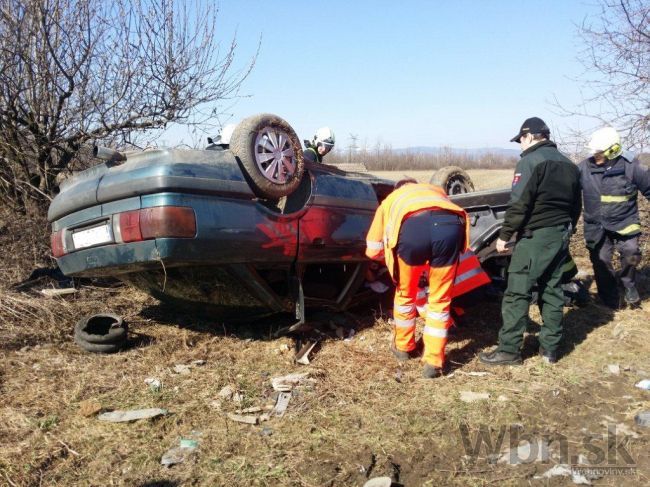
top-left (370, 169), bottom-right (513, 191)
top-left (0, 172), bottom-right (649, 486)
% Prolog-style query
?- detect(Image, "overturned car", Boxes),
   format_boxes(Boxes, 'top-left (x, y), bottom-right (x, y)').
top-left (48, 114), bottom-right (520, 321)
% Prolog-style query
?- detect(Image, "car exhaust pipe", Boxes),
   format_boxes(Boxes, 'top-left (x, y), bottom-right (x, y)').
top-left (93, 146), bottom-right (127, 163)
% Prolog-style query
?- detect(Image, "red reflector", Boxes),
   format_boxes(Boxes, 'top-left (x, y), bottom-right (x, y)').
top-left (140, 206), bottom-right (196, 239)
top-left (119, 210), bottom-right (143, 242)
top-left (51, 230), bottom-right (65, 258)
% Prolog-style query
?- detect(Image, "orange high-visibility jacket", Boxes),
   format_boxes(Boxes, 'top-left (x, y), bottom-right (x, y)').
top-left (365, 183), bottom-right (470, 280)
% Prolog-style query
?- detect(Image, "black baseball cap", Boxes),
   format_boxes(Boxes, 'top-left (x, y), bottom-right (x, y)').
top-left (510, 117), bottom-right (550, 143)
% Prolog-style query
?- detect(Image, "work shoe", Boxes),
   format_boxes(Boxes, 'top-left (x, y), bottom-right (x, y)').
top-left (390, 344), bottom-right (412, 362)
top-left (422, 363), bottom-right (443, 379)
top-left (539, 347), bottom-right (558, 365)
top-left (624, 286), bottom-right (641, 308)
top-left (478, 349), bottom-right (523, 366)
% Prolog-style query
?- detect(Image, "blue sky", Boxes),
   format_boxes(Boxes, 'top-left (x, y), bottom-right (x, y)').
top-left (165, 0), bottom-right (604, 150)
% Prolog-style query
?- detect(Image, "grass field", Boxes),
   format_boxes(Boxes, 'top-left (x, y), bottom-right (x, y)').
top-left (0, 170), bottom-right (648, 486)
top-left (370, 169), bottom-right (513, 191)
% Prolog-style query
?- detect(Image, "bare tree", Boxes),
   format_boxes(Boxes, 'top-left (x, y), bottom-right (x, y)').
top-left (0, 0), bottom-right (254, 211)
top-left (557, 0), bottom-right (649, 150)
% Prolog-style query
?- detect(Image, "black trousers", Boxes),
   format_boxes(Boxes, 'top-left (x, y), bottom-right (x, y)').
top-left (588, 231), bottom-right (641, 305)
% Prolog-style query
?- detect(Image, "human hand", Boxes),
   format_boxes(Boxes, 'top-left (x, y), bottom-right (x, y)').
top-left (496, 238), bottom-right (508, 253)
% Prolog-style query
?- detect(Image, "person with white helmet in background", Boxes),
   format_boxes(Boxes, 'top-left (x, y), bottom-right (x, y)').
top-left (304, 127), bottom-right (335, 163)
top-left (579, 126), bottom-right (650, 309)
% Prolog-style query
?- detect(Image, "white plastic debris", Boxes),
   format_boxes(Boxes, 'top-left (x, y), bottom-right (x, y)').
top-left (271, 392), bottom-right (292, 418)
top-left (227, 413), bottom-right (258, 425)
top-left (144, 378), bottom-right (162, 392)
top-left (161, 439), bottom-right (198, 467)
top-left (363, 477), bottom-right (392, 487)
top-left (271, 372), bottom-right (314, 392)
top-left (460, 391), bottom-right (490, 403)
top-left (40, 288), bottom-right (77, 297)
top-left (635, 379), bottom-right (650, 390)
top-left (173, 364), bottom-right (192, 375)
top-left (607, 364), bottom-right (620, 375)
top-left (534, 464), bottom-right (591, 485)
top-left (217, 385), bottom-right (236, 399)
top-left (98, 408), bottom-right (168, 423)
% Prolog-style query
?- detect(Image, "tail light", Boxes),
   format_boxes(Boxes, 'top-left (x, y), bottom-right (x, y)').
top-left (117, 206), bottom-right (196, 243)
top-left (51, 229), bottom-right (66, 257)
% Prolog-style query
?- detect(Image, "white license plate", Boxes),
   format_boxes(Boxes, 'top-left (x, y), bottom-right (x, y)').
top-left (72, 223), bottom-right (112, 249)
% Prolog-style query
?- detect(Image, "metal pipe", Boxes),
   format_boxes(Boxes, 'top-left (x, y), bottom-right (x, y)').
top-left (93, 146), bottom-right (127, 162)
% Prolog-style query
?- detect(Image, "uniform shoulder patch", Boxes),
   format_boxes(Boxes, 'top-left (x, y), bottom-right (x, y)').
top-left (512, 173), bottom-right (521, 186)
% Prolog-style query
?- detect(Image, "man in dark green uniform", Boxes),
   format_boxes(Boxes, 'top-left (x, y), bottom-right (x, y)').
top-left (479, 117), bottom-right (582, 365)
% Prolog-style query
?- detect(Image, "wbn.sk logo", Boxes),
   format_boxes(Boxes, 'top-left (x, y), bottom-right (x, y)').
top-left (459, 423), bottom-right (637, 471)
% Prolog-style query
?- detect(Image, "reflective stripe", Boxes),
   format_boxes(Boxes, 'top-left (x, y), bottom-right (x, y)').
top-left (601, 194), bottom-right (634, 203)
top-left (458, 250), bottom-right (474, 262)
top-left (423, 326), bottom-right (448, 338)
top-left (394, 318), bottom-right (416, 328)
top-left (426, 310), bottom-right (450, 322)
top-left (366, 240), bottom-right (384, 250)
top-left (396, 304), bottom-right (415, 315)
top-left (454, 267), bottom-right (484, 285)
top-left (617, 223), bottom-right (641, 235)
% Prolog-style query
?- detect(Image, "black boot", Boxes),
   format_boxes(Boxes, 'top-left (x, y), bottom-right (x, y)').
top-left (478, 349), bottom-right (522, 366)
top-left (539, 347), bottom-right (558, 364)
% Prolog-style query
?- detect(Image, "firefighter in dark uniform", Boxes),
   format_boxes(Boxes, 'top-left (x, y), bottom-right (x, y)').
top-left (579, 126), bottom-right (650, 309)
top-left (303, 127), bottom-right (335, 163)
top-left (479, 117), bottom-right (582, 366)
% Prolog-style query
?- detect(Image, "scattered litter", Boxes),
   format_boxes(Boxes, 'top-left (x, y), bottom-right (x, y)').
top-left (237, 406), bottom-right (263, 414)
top-left (534, 464), bottom-right (591, 485)
top-left (78, 399), bottom-right (102, 417)
top-left (344, 329), bottom-right (356, 342)
top-left (98, 408), bottom-right (167, 423)
top-left (145, 378), bottom-right (162, 392)
top-left (208, 400), bottom-right (221, 410)
top-left (634, 411), bottom-right (650, 428)
top-left (278, 343), bottom-right (290, 352)
top-left (295, 339), bottom-right (319, 365)
top-left (457, 371), bottom-right (490, 377)
top-left (635, 379), bottom-right (650, 390)
top-left (498, 439), bottom-right (549, 464)
top-left (173, 364), bottom-right (192, 375)
top-left (607, 364), bottom-right (620, 375)
top-left (394, 369), bottom-right (403, 383)
top-left (259, 426), bottom-right (273, 436)
top-left (191, 360), bottom-right (206, 366)
top-left (271, 372), bottom-right (314, 392)
top-left (497, 395), bottom-right (508, 402)
top-left (460, 391), bottom-right (490, 403)
top-left (227, 413), bottom-right (258, 425)
top-left (611, 323), bottom-right (626, 338)
top-left (552, 389), bottom-right (560, 397)
top-left (363, 477), bottom-right (392, 487)
top-left (161, 439), bottom-right (198, 467)
top-left (40, 287), bottom-right (77, 297)
top-left (270, 392), bottom-right (292, 418)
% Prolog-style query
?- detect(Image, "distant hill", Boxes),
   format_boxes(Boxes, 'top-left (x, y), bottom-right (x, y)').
top-left (394, 146), bottom-right (520, 158)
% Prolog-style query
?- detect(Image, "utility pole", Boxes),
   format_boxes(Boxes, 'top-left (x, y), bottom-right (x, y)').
top-left (348, 133), bottom-right (358, 163)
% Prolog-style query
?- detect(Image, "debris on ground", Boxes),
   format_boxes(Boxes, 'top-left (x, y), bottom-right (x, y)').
top-left (271, 372), bottom-right (315, 392)
top-left (363, 477), bottom-right (392, 487)
top-left (217, 384), bottom-right (243, 403)
top-left (259, 427), bottom-right (273, 436)
top-left (497, 439), bottom-right (549, 464)
top-left (601, 421), bottom-right (640, 439)
top-left (457, 371), bottom-right (490, 377)
top-left (635, 379), bottom-right (650, 390)
top-left (635, 411), bottom-right (650, 427)
top-left (98, 408), bottom-right (168, 423)
top-left (40, 287), bottom-right (77, 297)
top-left (144, 378), bottom-right (162, 392)
top-left (295, 339), bottom-right (319, 365)
top-left (607, 364), bottom-right (620, 375)
top-left (227, 413), bottom-right (258, 425)
top-left (270, 392), bottom-right (291, 418)
top-left (459, 391), bottom-right (490, 403)
top-left (160, 439), bottom-right (198, 467)
top-left (78, 399), bottom-right (102, 417)
top-left (173, 364), bottom-right (192, 375)
top-left (534, 464), bottom-right (591, 485)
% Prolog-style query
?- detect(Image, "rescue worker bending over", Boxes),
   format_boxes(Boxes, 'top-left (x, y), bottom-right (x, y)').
top-left (479, 117), bottom-right (581, 366)
top-left (304, 127), bottom-right (335, 163)
top-left (579, 127), bottom-right (650, 309)
top-left (366, 179), bottom-right (472, 378)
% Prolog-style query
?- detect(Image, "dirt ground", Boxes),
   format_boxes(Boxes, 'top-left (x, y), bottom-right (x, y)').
top-left (0, 170), bottom-right (648, 487)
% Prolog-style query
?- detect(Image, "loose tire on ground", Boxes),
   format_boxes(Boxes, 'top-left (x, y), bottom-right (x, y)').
top-left (430, 166), bottom-right (475, 195)
top-left (74, 334), bottom-right (124, 354)
top-left (74, 313), bottom-right (128, 346)
top-left (229, 113), bottom-right (305, 199)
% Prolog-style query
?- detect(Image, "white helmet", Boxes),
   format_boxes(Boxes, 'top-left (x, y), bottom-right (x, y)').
top-left (587, 127), bottom-right (622, 159)
top-left (314, 127), bottom-right (335, 149)
top-left (216, 124), bottom-right (236, 145)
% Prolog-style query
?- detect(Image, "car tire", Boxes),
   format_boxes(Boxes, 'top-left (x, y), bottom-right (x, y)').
top-left (430, 166), bottom-right (475, 195)
top-left (74, 313), bottom-right (128, 345)
top-left (74, 334), bottom-right (124, 354)
top-left (229, 113), bottom-right (305, 199)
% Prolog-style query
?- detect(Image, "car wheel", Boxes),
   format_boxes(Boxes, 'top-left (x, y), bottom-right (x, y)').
top-left (229, 113), bottom-right (305, 199)
top-left (430, 166), bottom-right (475, 195)
top-left (74, 313), bottom-right (128, 345)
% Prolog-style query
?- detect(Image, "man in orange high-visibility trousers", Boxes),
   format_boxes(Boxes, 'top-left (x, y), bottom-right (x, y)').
top-left (366, 179), bottom-right (473, 378)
